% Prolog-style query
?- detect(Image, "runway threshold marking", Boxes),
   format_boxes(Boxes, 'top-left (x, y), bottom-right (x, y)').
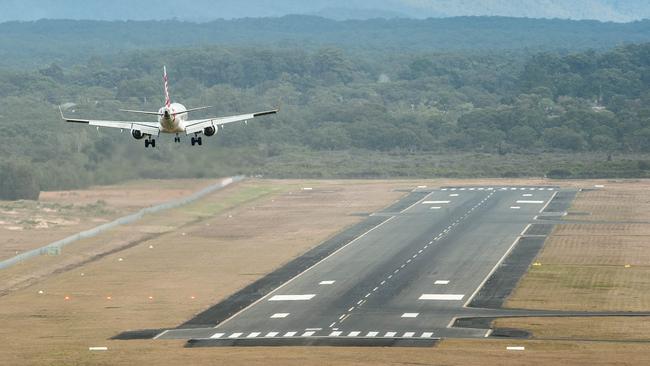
top-left (419, 294), bottom-right (465, 300)
top-left (268, 294), bottom-right (315, 301)
top-left (210, 333), bottom-right (224, 339)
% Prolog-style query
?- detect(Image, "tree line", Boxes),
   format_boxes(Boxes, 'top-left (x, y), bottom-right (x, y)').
top-left (1, 41), bottom-right (649, 199)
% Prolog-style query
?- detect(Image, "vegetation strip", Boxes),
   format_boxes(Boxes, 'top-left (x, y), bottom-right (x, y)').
top-left (0, 177), bottom-right (242, 270)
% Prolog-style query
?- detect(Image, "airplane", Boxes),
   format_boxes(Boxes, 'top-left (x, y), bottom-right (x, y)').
top-left (60, 66), bottom-right (278, 147)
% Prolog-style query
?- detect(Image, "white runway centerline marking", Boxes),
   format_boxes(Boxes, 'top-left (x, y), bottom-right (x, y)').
top-left (319, 280), bottom-right (335, 285)
top-left (401, 313), bottom-right (419, 318)
top-left (269, 294), bottom-right (315, 301)
top-left (430, 206), bottom-right (442, 210)
top-left (449, 194), bottom-right (459, 197)
top-left (510, 206), bottom-right (521, 209)
top-left (419, 294), bottom-right (465, 301)
top-left (516, 200), bottom-right (544, 204)
top-left (522, 194), bottom-right (533, 197)
top-left (270, 313), bottom-right (290, 318)
top-left (422, 201), bottom-right (451, 204)
top-left (434, 280), bottom-right (450, 285)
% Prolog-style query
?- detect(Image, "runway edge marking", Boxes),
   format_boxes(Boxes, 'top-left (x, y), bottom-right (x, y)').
top-left (462, 222), bottom-right (533, 308)
top-left (212, 215), bottom-right (398, 328)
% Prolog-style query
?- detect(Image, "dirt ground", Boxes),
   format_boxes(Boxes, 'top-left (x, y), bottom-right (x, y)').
top-left (1, 178), bottom-right (649, 365)
top-left (0, 179), bottom-right (214, 261)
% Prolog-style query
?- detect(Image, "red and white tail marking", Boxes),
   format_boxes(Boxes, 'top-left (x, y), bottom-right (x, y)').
top-left (163, 66), bottom-right (171, 108)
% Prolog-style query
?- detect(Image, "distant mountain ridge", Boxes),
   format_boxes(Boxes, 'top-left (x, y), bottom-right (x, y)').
top-left (0, 0), bottom-right (649, 22)
top-left (1, 16), bottom-right (649, 69)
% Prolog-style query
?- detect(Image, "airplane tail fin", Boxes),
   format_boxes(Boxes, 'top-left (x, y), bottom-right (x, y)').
top-left (163, 66), bottom-right (171, 108)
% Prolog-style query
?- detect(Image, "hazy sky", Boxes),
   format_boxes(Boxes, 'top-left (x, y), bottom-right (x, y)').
top-left (0, 0), bottom-right (648, 22)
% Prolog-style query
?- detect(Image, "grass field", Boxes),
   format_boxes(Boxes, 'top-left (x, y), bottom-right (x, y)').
top-left (1, 178), bottom-right (649, 365)
top-left (502, 182), bottom-right (650, 341)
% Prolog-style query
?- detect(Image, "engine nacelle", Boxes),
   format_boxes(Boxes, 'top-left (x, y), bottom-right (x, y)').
top-left (204, 126), bottom-right (217, 137)
top-left (131, 130), bottom-right (145, 140)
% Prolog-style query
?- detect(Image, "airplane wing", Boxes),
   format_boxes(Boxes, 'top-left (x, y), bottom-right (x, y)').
top-left (183, 109), bottom-right (278, 135)
top-left (60, 107), bottom-right (160, 136)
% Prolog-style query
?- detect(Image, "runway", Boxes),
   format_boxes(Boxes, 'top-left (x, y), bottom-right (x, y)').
top-left (153, 186), bottom-right (569, 344)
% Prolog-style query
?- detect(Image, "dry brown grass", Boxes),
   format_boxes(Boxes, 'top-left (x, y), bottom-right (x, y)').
top-left (504, 182), bottom-right (650, 343)
top-left (0, 179), bottom-right (214, 261)
top-left (567, 181), bottom-right (650, 222)
top-left (496, 317), bottom-right (650, 341)
top-left (0, 178), bottom-right (414, 365)
top-left (2, 178), bottom-right (650, 365)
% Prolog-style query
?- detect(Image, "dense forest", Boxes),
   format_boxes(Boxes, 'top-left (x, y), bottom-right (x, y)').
top-left (2, 17), bottom-right (650, 68)
top-left (0, 17), bottom-right (649, 198)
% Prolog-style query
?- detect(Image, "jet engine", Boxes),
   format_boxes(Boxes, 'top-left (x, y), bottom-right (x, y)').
top-left (131, 130), bottom-right (145, 140)
top-left (204, 126), bottom-right (217, 136)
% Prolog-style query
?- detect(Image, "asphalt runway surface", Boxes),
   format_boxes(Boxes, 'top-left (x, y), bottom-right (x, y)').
top-left (152, 185), bottom-right (576, 345)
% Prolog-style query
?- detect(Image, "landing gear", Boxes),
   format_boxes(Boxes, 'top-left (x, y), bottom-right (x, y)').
top-left (174, 134), bottom-right (181, 143)
top-left (190, 136), bottom-right (203, 146)
top-left (144, 138), bottom-right (156, 148)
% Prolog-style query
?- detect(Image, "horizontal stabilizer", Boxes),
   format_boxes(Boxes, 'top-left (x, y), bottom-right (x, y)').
top-left (173, 106), bottom-right (213, 115)
top-left (119, 109), bottom-right (164, 116)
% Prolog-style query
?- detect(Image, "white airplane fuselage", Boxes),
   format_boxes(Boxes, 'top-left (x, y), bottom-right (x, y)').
top-left (158, 103), bottom-right (188, 133)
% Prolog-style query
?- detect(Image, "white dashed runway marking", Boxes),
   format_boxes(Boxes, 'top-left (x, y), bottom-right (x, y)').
top-left (270, 313), bottom-right (290, 318)
top-left (401, 313), bottom-right (419, 318)
top-left (419, 294), bottom-right (465, 301)
top-left (319, 280), bottom-right (336, 285)
top-left (434, 280), bottom-right (450, 285)
top-left (269, 294), bottom-right (315, 301)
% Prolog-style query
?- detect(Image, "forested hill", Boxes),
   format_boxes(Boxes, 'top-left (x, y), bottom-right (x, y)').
top-left (2, 16), bottom-right (650, 68)
top-left (1, 42), bottom-right (650, 197)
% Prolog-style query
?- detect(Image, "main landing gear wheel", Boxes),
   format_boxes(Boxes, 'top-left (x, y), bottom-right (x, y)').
top-left (144, 139), bottom-right (156, 148)
top-left (174, 136), bottom-right (181, 143)
top-left (191, 137), bottom-right (203, 146)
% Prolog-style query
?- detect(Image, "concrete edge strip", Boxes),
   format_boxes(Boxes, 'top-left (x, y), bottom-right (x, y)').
top-left (0, 176), bottom-right (244, 270)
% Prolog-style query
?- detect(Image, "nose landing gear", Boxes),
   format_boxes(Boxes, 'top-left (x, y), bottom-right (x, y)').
top-left (174, 134), bottom-right (181, 143)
